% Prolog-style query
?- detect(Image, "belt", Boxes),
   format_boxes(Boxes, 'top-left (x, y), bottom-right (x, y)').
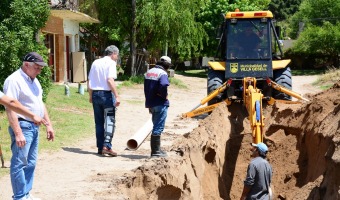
top-left (92, 90), bottom-right (111, 93)
top-left (18, 118), bottom-right (33, 123)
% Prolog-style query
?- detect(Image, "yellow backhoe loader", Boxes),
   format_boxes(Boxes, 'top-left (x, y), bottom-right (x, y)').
top-left (182, 10), bottom-right (309, 144)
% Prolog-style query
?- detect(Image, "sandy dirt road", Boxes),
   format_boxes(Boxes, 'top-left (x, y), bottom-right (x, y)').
top-left (0, 74), bottom-right (320, 199)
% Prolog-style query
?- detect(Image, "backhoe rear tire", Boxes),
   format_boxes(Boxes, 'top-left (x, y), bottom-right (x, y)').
top-left (207, 69), bottom-right (225, 106)
top-left (273, 66), bottom-right (292, 100)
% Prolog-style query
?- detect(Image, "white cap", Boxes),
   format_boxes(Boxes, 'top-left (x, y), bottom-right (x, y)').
top-left (160, 56), bottom-right (171, 64)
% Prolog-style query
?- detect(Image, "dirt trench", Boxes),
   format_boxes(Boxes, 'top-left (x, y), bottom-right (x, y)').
top-left (104, 81), bottom-right (340, 200)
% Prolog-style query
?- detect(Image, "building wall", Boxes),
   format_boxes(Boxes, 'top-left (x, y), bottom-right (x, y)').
top-left (42, 12), bottom-right (94, 83)
top-left (64, 19), bottom-right (80, 52)
top-left (42, 16), bottom-right (65, 83)
top-left (55, 35), bottom-right (65, 82)
top-left (42, 15), bottom-right (63, 34)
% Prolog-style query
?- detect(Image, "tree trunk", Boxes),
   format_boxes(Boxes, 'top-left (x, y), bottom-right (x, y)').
top-left (128, 0), bottom-right (137, 76)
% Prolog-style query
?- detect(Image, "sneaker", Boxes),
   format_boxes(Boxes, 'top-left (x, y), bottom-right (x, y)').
top-left (102, 147), bottom-right (117, 157)
top-left (26, 194), bottom-right (41, 200)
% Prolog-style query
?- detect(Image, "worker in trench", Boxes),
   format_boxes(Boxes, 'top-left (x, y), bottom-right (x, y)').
top-left (240, 142), bottom-right (273, 200)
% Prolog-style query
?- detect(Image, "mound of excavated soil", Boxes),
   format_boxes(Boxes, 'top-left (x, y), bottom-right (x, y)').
top-left (109, 81), bottom-right (340, 200)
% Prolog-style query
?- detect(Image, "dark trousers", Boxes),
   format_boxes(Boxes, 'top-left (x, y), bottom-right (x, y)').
top-left (92, 91), bottom-right (115, 150)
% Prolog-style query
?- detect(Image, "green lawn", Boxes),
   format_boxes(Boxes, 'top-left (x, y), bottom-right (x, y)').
top-left (0, 85), bottom-right (94, 177)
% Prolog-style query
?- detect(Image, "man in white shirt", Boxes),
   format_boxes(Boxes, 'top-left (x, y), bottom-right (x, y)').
top-left (0, 91), bottom-right (46, 170)
top-left (87, 45), bottom-right (120, 156)
top-left (0, 91), bottom-right (45, 125)
top-left (4, 52), bottom-right (55, 200)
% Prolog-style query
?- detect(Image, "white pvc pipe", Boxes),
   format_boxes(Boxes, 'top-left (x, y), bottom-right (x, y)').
top-left (126, 118), bottom-right (153, 150)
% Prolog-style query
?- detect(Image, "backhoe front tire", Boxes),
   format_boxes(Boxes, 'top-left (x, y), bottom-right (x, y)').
top-left (207, 69), bottom-right (225, 106)
top-left (273, 67), bottom-right (292, 100)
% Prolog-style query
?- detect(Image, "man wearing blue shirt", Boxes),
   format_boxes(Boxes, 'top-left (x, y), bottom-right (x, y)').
top-left (144, 56), bottom-right (171, 158)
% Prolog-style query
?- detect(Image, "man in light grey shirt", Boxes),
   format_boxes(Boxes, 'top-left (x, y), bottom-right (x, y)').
top-left (240, 142), bottom-right (273, 200)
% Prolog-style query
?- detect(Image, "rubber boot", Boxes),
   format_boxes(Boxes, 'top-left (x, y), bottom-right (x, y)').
top-left (150, 135), bottom-right (167, 158)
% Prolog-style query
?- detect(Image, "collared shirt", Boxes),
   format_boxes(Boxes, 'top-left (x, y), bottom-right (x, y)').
top-left (3, 68), bottom-right (45, 120)
top-left (88, 56), bottom-right (117, 91)
top-left (0, 91), bottom-right (4, 99)
top-left (244, 156), bottom-right (272, 200)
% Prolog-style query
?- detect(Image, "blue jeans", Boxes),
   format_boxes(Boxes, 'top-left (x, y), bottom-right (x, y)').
top-left (92, 91), bottom-right (116, 150)
top-left (150, 105), bottom-right (168, 136)
top-left (9, 121), bottom-right (39, 200)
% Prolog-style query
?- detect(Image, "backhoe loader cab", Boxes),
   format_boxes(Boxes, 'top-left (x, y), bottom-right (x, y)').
top-left (226, 19), bottom-right (272, 77)
top-left (207, 10), bottom-right (292, 105)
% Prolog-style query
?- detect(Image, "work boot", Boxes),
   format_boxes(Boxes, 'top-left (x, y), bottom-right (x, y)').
top-left (102, 146), bottom-right (118, 157)
top-left (150, 135), bottom-right (167, 158)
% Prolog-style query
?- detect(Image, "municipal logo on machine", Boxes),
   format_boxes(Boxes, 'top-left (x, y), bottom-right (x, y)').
top-left (230, 63), bottom-right (238, 73)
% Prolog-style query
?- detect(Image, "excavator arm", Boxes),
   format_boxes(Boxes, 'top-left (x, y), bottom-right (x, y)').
top-left (266, 78), bottom-right (309, 104)
top-left (243, 78), bottom-right (265, 143)
top-left (182, 79), bottom-right (232, 118)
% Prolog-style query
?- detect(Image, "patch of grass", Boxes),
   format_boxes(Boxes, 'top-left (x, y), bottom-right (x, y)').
top-left (34, 85), bottom-right (95, 151)
top-left (128, 75), bottom-right (144, 84)
top-left (170, 77), bottom-right (187, 89)
top-left (118, 81), bottom-right (134, 88)
top-left (118, 74), bottom-right (187, 89)
top-left (0, 85), bottom-right (94, 177)
top-left (116, 74), bottom-right (131, 81)
top-left (125, 99), bottom-right (144, 105)
top-left (292, 69), bottom-right (325, 76)
top-left (314, 68), bottom-right (340, 89)
top-left (0, 114), bottom-right (10, 177)
top-left (319, 84), bottom-right (334, 90)
top-left (176, 69), bottom-right (207, 78)
top-left (118, 75), bottom-right (144, 88)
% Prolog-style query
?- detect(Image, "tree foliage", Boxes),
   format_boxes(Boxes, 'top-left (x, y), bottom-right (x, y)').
top-left (80, 0), bottom-right (210, 75)
top-left (94, 0), bottom-right (209, 60)
top-left (268, 0), bottom-right (302, 21)
top-left (289, 0), bottom-right (340, 39)
top-left (79, 0), bottom-right (271, 74)
top-left (197, 0), bottom-right (270, 56)
top-left (293, 22), bottom-right (340, 55)
top-left (287, 0), bottom-right (340, 68)
top-left (0, 0), bottom-right (52, 101)
top-left (80, 0), bottom-right (139, 76)
top-left (79, 0), bottom-right (135, 75)
top-left (136, 0), bottom-right (207, 59)
top-left (95, 0), bottom-right (131, 45)
top-left (290, 22), bottom-right (340, 67)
